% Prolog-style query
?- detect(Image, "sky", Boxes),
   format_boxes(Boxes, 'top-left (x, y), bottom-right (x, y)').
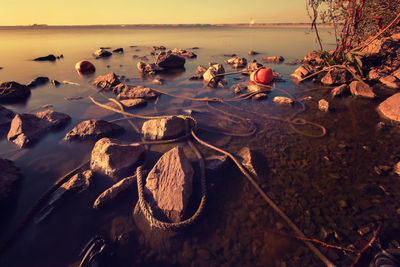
top-left (0, 0), bottom-right (310, 26)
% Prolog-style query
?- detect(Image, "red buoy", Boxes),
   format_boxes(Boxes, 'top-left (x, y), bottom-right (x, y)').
top-left (250, 67), bottom-right (273, 85)
top-left (75, 60), bottom-right (95, 75)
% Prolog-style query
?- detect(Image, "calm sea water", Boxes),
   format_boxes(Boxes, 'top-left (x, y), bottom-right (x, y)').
top-left (0, 26), bottom-right (399, 267)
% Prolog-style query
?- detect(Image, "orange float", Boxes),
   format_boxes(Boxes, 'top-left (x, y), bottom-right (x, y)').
top-left (75, 60), bottom-right (95, 75)
top-left (250, 67), bottom-right (273, 85)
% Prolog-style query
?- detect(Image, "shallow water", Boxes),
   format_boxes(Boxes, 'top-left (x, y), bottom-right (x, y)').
top-left (0, 25), bottom-right (400, 267)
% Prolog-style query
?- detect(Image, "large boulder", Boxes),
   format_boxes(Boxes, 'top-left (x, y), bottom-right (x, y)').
top-left (377, 93), bottom-right (400, 122)
top-left (349, 81), bottom-right (376, 98)
top-left (142, 116), bottom-right (189, 140)
top-left (116, 85), bottom-right (159, 100)
top-left (7, 114), bottom-right (52, 148)
top-left (93, 73), bottom-right (121, 91)
top-left (0, 158), bottom-right (22, 201)
top-left (0, 105), bottom-right (15, 127)
top-left (321, 68), bottom-right (351, 85)
top-left (90, 138), bottom-right (145, 181)
top-left (144, 146), bottom-right (194, 222)
top-left (225, 57), bottom-right (247, 68)
top-left (64, 120), bottom-right (124, 141)
top-left (35, 109), bottom-right (71, 128)
top-left (155, 51), bottom-right (185, 69)
top-left (0, 82), bottom-right (31, 102)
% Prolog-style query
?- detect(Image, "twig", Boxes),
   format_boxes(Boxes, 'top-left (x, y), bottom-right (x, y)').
top-left (351, 224), bottom-right (382, 267)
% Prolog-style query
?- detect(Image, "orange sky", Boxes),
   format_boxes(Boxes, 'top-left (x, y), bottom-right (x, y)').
top-left (0, 0), bottom-right (310, 26)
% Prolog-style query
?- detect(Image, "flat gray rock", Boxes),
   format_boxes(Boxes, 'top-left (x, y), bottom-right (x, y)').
top-left (91, 138), bottom-right (145, 181)
top-left (145, 146), bottom-right (194, 222)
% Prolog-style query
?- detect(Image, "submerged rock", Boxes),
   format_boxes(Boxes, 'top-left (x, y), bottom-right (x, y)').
top-left (0, 82), bottom-right (31, 102)
top-left (35, 109), bottom-right (71, 128)
top-left (349, 81), bottom-right (376, 98)
top-left (93, 73), bottom-right (121, 91)
top-left (64, 119), bottom-right (124, 141)
top-left (120, 99), bottom-right (147, 109)
top-left (273, 96), bottom-right (294, 106)
top-left (93, 175), bottom-right (137, 209)
top-left (248, 51), bottom-right (259, 55)
top-left (260, 56), bottom-right (284, 63)
top-left (205, 155), bottom-right (230, 172)
top-left (34, 54), bottom-right (56, 61)
top-left (318, 99), bottom-right (330, 112)
top-left (7, 114), bottom-right (52, 148)
top-left (377, 92), bottom-right (400, 122)
top-left (142, 116), bottom-right (189, 141)
top-left (248, 62), bottom-right (264, 71)
top-left (27, 77), bottom-right (50, 88)
top-left (113, 48), bottom-right (124, 53)
top-left (94, 48), bottom-right (112, 58)
top-left (0, 105), bottom-right (15, 127)
top-left (0, 158), bottom-right (22, 201)
top-left (116, 85), bottom-right (158, 100)
top-left (394, 162), bottom-right (400, 176)
top-left (155, 51), bottom-right (185, 69)
top-left (225, 57), bottom-right (247, 68)
top-left (238, 147), bottom-right (259, 177)
top-left (321, 68), bottom-right (351, 85)
top-left (331, 84), bottom-right (349, 98)
top-left (144, 146), bottom-right (194, 222)
top-left (90, 138), bottom-right (145, 181)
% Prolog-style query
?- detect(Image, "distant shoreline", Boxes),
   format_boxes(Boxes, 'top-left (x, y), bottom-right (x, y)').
top-left (0, 23), bottom-right (335, 29)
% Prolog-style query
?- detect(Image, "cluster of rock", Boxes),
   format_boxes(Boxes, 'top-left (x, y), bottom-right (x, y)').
top-left (137, 50), bottom-right (186, 76)
top-left (291, 33), bottom-right (400, 121)
top-left (93, 72), bottom-right (159, 101)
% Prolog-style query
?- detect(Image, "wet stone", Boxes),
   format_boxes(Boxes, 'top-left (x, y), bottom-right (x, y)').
top-left (318, 99), bottom-right (330, 112)
top-left (61, 170), bottom-right (94, 193)
top-left (260, 56), bottom-right (284, 63)
top-left (331, 84), bottom-right (349, 98)
top-left (394, 162), bottom-right (400, 176)
top-left (321, 68), bottom-right (351, 85)
top-left (91, 137), bottom-right (144, 181)
top-left (203, 64), bottom-right (225, 87)
top-left (380, 75), bottom-right (400, 89)
top-left (7, 113), bottom-right (52, 148)
top-left (248, 51), bottom-right (259, 55)
top-left (155, 51), bottom-right (185, 69)
top-left (205, 154), bottom-right (229, 172)
top-left (247, 62), bottom-right (263, 71)
top-left (116, 85), bottom-right (159, 100)
top-left (144, 146), bottom-right (194, 222)
top-left (252, 93), bottom-right (268, 100)
top-left (291, 63), bottom-right (315, 80)
top-left (225, 57), bottom-right (247, 68)
top-left (0, 82), bottom-right (31, 102)
top-left (35, 109), bottom-right (71, 129)
top-left (113, 48), bottom-right (124, 53)
top-left (142, 116), bottom-right (189, 141)
top-left (33, 54), bottom-right (56, 61)
top-left (27, 76), bottom-right (49, 88)
top-left (93, 48), bottom-right (112, 57)
top-left (64, 119), bottom-right (124, 141)
top-left (349, 81), bottom-right (376, 98)
top-left (273, 96), bottom-right (294, 106)
top-left (377, 93), bottom-right (400, 122)
top-left (172, 48), bottom-right (197, 58)
top-left (93, 73), bottom-right (121, 91)
top-left (137, 62), bottom-right (160, 75)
